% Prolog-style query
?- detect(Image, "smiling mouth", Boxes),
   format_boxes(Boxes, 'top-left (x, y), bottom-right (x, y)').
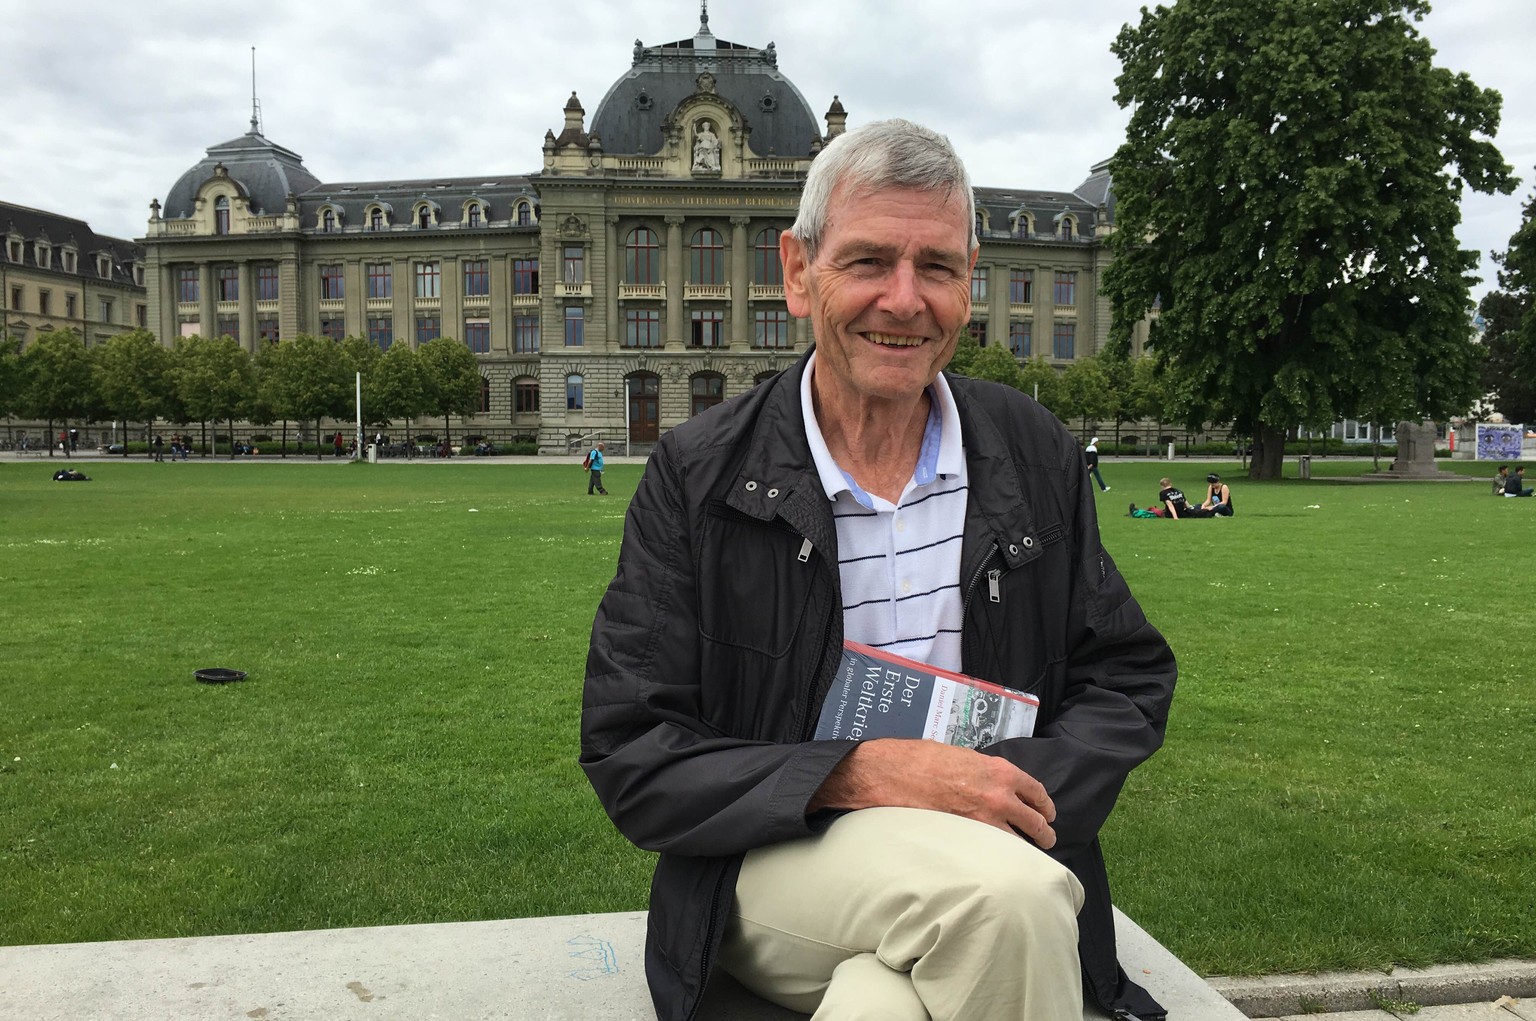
top-left (864, 332), bottom-right (925, 348)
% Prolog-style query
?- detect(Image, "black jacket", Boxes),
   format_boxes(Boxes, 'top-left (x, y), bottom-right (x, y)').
top-left (582, 353), bottom-right (1177, 1020)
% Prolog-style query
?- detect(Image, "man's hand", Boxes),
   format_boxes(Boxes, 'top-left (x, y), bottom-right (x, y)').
top-left (808, 739), bottom-right (1057, 849)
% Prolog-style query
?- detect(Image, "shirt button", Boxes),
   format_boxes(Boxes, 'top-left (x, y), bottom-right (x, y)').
top-left (895, 517), bottom-right (906, 533)
top-left (901, 580), bottom-right (912, 594)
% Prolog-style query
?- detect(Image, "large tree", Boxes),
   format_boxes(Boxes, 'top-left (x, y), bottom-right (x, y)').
top-left (171, 335), bottom-right (254, 458)
top-left (256, 334), bottom-right (350, 459)
top-left (94, 329), bottom-right (171, 455)
top-left (0, 335), bottom-right (23, 445)
top-left (1106, 0), bottom-right (1516, 478)
top-left (417, 337), bottom-right (483, 445)
top-left (1484, 183), bottom-right (1536, 425)
top-left (19, 330), bottom-right (96, 457)
top-left (370, 342), bottom-right (427, 454)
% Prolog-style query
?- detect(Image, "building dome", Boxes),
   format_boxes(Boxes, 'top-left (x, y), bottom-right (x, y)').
top-left (160, 129), bottom-right (321, 219)
top-left (590, 13), bottom-right (821, 159)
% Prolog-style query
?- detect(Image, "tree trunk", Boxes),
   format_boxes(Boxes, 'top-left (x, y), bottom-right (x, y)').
top-left (1251, 423), bottom-right (1287, 479)
top-left (47, 419), bottom-right (55, 457)
top-left (405, 416), bottom-right (414, 459)
top-left (316, 418), bottom-right (324, 461)
top-left (282, 419), bottom-right (289, 458)
top-left (228, 417), bottom-right (236, 459)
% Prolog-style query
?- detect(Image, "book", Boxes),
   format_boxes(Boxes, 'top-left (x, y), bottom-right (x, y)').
top-left (814, 641), bottom-right (1039, 749)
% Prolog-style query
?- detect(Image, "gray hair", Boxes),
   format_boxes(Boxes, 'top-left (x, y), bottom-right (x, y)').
top-left (788, 119), bottom-right (977, 263)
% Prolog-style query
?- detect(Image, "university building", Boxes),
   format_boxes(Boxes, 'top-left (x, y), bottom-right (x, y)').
top-left (2, 202), bottom-right (147, 351)
top-left (141, 11), bottom-right (1137, 453)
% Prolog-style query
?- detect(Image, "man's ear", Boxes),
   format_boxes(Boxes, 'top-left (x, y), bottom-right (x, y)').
top-left (781, 231), bottom-right (813, 318)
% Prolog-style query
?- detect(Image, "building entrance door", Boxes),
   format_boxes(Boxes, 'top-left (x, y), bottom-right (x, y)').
top-left (629, 373), bottom-right (660, 443)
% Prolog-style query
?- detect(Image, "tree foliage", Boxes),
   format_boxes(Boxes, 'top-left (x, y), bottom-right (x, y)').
top-left (1106, 0), bottom-right (1516, 477)
top-left (20, 330), bottom-right (95, 428)
top-left (257, 335), bottom-right (351, 457)
top-left (371, 342), bottom-right (428, 436)
top-left (95, 329), bottom-right (171, 453)
top-left (1484, 182), bottom-right (1536, 424)
top-left (417, 337), bottom-right (483, 439)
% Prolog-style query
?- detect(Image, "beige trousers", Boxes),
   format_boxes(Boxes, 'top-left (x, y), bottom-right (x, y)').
top-left (717, 807), bottom-right (1086, 1021)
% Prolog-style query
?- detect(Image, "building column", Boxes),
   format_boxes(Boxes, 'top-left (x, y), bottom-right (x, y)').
top-left (665, 214), bottom-right (685, 351)
top-left (605, 215), bottom-right (620, 351)
top-left (730, 216), bottom-right (750, 350)
top-left (279, 257), bottom-right (301, 340)
top-left (198, 264), bottom-right (215, 338)
top-left (238, 262), bottom-right (256, 352)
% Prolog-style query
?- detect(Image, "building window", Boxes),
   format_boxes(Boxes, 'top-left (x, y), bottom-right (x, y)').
top-left (369, 207), bottom-right (386, 230)
top-left (320, 264), bottom-right (344, 301)
top-left (215, 196), bottom-right (230, 235)
top-left (625, 227), bottom-right (660, 284)
top-left (690, 373), bottom-right (725, 416)
top-left (66, 294), bottom-right (78, 318)
top-left (479, 375), bottom-right (491, 413)
top-left (690, 309), bottom-right (724, 348)
top-left (176, 267), bottom-right (199, 303)
top-left (564, 306), bottom-right (584, 347)
top-left (136, 304), bottom-right (148, 328)
top-left (753, 228), bottom-right (783, 285)
top-left (368, 316), bottom-right (393, 350)
top-left (563, 246), bottom-right (585, 284)
top-left (415, 316), bottom-right (440, 344)
top-left (566, 373), bottom-right (584, 411)
top-left (974, 212), bottom-right (986, 238)
top-left (1014, 214), bottom-right (1032, 238)
top-left (1009, 269), bottom-right (1033, 305)
top-left (415, 261), bottom-right (441, 299)
top-left (512, 258), bottom-right (539, 295)
top-left (971, 266), bottom-right (988, 302)
top-left (9, 286), bottom-right (20, 310)
top-left (364, 263), bottom-right (391, 299)
top-left (690, 228), bottom-right (724, 284)
top-left (624, 309), bottom-right (661, 348)
top-left (39, 290), bottom-right (51, 316)
top-left (320, 317), bottom-right (345, 341)
top-left (257, 265), bottom-right (279, 301)
top-left (969, 319), bottom-right (987, 348)
top-left (468, 203), bottom-right (483, 228)
top-left (1059, 217), bottom-right (1075, 240)
top-left (216, 265), bottom-right (239, 302)
top-left (516, 201), bottom-right (533, 226)
top-left (753, 309), bottom-right (790, 349)
top-left (1052, 321), bottom-right (1076, 360)
top-left (256, 318), bottom-right (279, 344)
top-left (1008, 320), bottom-right (1031, 357)
top-left (513, 315), bottom-right (540, 353)
top-left (322, 209), bottom-right (337, 232)
top-left (417, 205), bottom-right (432, 229)
top-left (465, 318), bottom-right (490, 354)
top-left (463, 259), bottom-right (490, 297)
top-left (216, 314), bottom-right (239, 341)
top-left (6, 239), bottom-right (20, 262)
top-left (99, 298), bottom-right (114, 323)
top-left (514, 378), bottom-right (540, 414)
top-left (1053, 271), bottom-right (1076, 306)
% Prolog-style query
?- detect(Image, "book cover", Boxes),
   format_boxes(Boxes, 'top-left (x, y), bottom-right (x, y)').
top-left (814, 641), bottom-right (1039, 749)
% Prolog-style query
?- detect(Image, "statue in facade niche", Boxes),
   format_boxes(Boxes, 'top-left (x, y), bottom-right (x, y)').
top-left (692, 120), bottom-right (721, 172)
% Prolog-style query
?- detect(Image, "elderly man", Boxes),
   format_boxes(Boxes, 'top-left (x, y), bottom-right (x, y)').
top-left (582, 119), bottom-right (1176, 1021)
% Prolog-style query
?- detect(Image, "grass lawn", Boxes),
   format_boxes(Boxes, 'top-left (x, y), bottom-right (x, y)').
top-left (1, 454), bottom-right (1532, 977)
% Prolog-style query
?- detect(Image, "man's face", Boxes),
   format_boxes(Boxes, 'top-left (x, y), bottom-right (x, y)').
top-left (782, 183), bottom-right (975, 409)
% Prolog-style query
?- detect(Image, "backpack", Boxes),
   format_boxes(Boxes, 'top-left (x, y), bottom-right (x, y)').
top-left (582, 450), bottom-right (593, 471)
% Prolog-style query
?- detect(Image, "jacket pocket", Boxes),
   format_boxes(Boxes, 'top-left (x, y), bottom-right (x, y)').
top-left (695, 508), bottom-right (815, 658)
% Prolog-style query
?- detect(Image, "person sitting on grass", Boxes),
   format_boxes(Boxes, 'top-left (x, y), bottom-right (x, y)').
top-left (1506, 465), bottom-right (1534, 497)
top-left (1200, 473), bottom-right (1234, 516)
top-left (52, 468), bottom-right (91, 482)
top-left (1130, 478), bottom-right (1211, 519)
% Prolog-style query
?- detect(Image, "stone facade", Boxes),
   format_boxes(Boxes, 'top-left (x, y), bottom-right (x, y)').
top-left (139, 12), bottom-right (1140, 454)
top-left (2, 201), bottom-right (147, 349)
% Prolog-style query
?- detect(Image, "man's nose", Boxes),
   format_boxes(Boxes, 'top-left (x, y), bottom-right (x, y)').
top-left (876, 261), bottom-right (924, 319)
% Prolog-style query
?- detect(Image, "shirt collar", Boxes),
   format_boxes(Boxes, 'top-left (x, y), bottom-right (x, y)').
top-left (800, 350), bottom-right (964, 508)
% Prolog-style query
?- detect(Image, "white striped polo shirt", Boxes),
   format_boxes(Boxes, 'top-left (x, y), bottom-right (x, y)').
top-left (800, 353), bottom-right (969, 672)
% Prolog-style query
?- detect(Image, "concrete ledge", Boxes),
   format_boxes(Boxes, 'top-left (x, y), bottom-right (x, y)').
top-left (1209, 959), bottom-right (1536, 1017)
top-left (0, 908), bottom-right (1244, 1020)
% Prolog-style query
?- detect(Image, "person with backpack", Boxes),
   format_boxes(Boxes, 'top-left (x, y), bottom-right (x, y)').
top-left (585, 442), bottom-right (608, 495)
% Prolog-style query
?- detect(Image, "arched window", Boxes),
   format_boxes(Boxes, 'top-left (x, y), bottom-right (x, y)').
top-left (974, 211), bottom-right (986, 238)
top-left (690, 228), bottom-right (724, 284)
top-left (625, 227), bottom-right (659, 284)
top-left (1058, 217), bottom-right (1075, 240)
top-left (1014, 214), bottom-right (1032, 238)
top-left (417, 205), bottom-right (432, 229)
top-left (753, 228), bottom-right (783, 286)
top-left (467, 203), bottom-right (483, 228)
top-left (479, 376), bottom-right (491, 413)
top-left (369, 207), bottom-right (385, 230)
top-left (691, 373), bottom-right (725, 416)
top-left (214, 196), bottom-right (230, 235)
top-left (516, 201), bottom-right (533, 227)
top-left (566, 373), bottom-right (584, 411)
top-left (322, 208), bottom-right (336, 232)
top-left (513, 377), bottom-right (540, 415)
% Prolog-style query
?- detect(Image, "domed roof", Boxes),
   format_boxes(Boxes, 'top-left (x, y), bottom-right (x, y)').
top-left (160, 128), bottom-right (322, 219)
top-left (590, 13), bottom-right (821, 159)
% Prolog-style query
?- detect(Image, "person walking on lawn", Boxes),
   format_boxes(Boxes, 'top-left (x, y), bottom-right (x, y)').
top-left (587, 442), bottom-right (608, 495)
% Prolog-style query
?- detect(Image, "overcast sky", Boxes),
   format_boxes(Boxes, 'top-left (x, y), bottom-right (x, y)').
top-left (4, 0), bottom-right (1532, 302)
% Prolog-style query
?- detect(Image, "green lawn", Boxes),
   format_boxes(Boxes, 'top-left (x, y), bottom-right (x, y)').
top-left (1, 455), bottom-right (1532, 977)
